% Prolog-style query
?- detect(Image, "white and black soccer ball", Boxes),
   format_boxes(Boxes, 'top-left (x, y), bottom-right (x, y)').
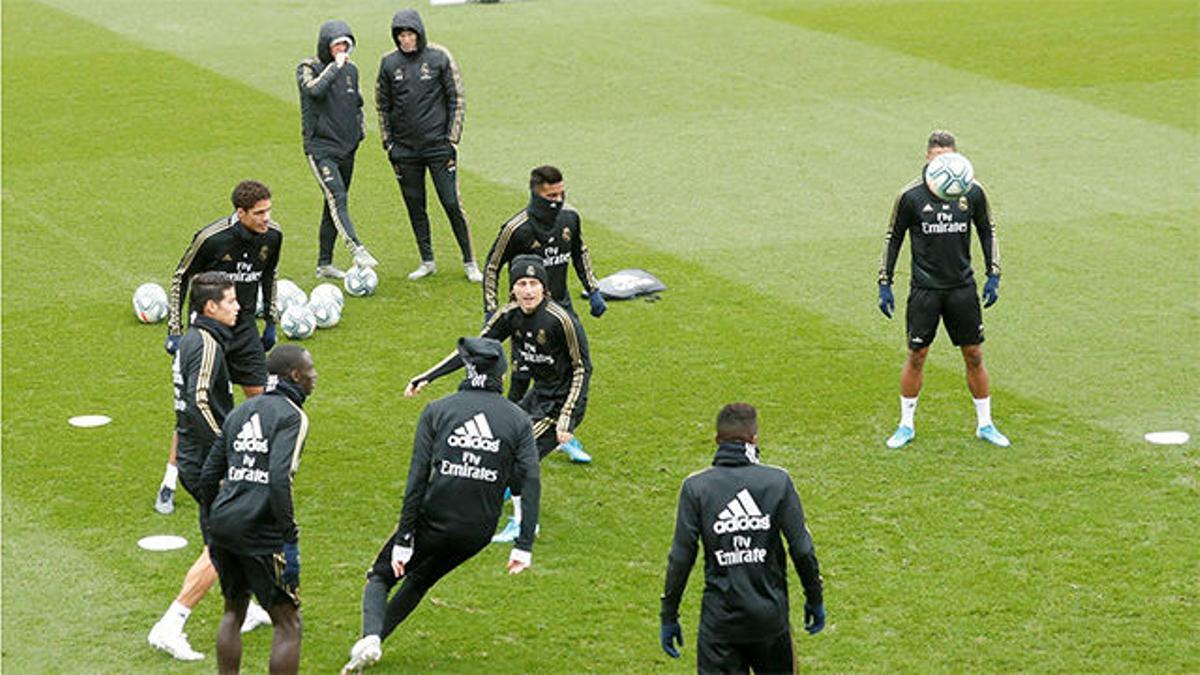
top-left (276, 279), bottom-right (308, 313)
top-left (344, 266), bottom-right (378, 297)
top-left (280, 304), bottom-right (317, 340)
top-left (924, 152), bottom-right (975, 201)
top-left (133, 283), bottom-right (169, 323)
top-left (310, 282), bottom-right (345, 309)
top-left (308, 298), bottom-right (342, 329)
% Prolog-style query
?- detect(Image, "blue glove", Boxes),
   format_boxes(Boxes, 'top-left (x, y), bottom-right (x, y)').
top-left (282, 541), bottom-right (300, 587)
top-left (878, 285), bottom-right (895, 319)
top-left (164, 334), bottom-right (181, 356)
top-left (982, 275), bottom-right (1000, 308)
top-left (261, 322), bottom-right (277, 352)
top-left (660, 622), bottom-right (683, 658)
top-left (588, 290), bottom-right (607, 318)
top-left (804, 603), bottom-right (826, 635)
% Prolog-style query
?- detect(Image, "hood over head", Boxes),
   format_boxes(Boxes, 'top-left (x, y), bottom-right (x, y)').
top-left (391, 9), bottom-right (427, 51)
top-left (317, 20), bottom-right (355, 64)
top-left (457, 337), bottom-right (506, 392)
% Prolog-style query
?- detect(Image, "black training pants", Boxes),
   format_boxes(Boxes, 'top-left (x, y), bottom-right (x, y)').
top-left (308, 153), bottom-right (362, 266)
top-left (391, 152), bottom-right (474, 264)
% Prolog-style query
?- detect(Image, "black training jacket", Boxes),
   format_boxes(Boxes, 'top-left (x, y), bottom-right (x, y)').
top-left (878, 177), bottom-right (1001, 290)
top-left (397, 343), bottom-right (540, 552)
top-left (482, 194), bottom-right (600, 314)
top-left (168, 215), bottom-right (282, 336)
top-left (201, 379), bottom-right (310, 554)
top-left (375, 9), bottom-right (464, 159)
top-left (297, 20), bottom-right (365, 158)
top-left (412, 299), bottom-right (590, 432)
top-left (661, 442), bottom-right (823, 644)
top-left (173, 315), bottom-right (234, 471)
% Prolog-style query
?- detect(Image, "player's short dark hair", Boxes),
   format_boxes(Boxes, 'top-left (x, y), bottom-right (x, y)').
top-left (927, 130), bottom-right (957, 151)
top-left (716, 402), bottom-right (758, 443)
top-left (231, 180), bottom-right (271, 210)
top-left (267, 344), bottom-right (310, 377)
top-left (529, 165), bottom-right (563, 191)
top-left (190, 271), bottom-right (234, 312)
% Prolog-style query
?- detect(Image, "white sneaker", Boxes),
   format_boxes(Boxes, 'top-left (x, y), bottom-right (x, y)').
top-left (464, 262), bottom-right (483, 283)
top-left (407, 261), bottom-right (436, 280)
top-left (148, 622), bottom-right (204, 661)
top-left (341, 635), bottom-right (382, 674)
top-left (240, 601), bottom-right (272, 633)
top-left (316, 264), bottom-right (346, 280)
top-left (352, 245), bottom-right (379, 268)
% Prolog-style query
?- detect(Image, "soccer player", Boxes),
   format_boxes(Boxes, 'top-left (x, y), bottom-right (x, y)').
top-left (340, 338), bottom-right (540, 674)
top-left (298, 20), bottom-right (379, 280)
top-left (376, 9), bottom-right (481, 282)
top-left (659, 403), bottom-right (825, 673)
top-left (198, 345), bottom-right (316, 675)
top-left (877, 130), bottom-right (1009, 449)
top-left (147, 272), bottom-right (271, 661)
top-left (406, 255), bottom-right (590, 542)
top-left (156, 180), bottom-right (283, 515)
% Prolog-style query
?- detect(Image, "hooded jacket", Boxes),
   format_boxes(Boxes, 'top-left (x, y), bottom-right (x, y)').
top-left (482, 194), bottom-right (601, 313)
top-left (375, 9), bottom-right (465, 159)
top-left (200, 378), bottom-right (310, 554)
top-left (173, 314), bottom-right (235, 473)
top-left (396, 338), bottom-right (541, 552)
top-left (297, 20), bottom-right (365, 158)
top-left (661, 442), bottom-right (823, 643)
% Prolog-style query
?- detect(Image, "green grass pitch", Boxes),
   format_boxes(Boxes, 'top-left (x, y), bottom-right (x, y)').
top-left (3, 0), bottom-right (1197, 671)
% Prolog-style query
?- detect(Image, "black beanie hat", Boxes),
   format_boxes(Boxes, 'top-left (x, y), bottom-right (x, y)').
top-left (509, 254), bottom-right (548, 289)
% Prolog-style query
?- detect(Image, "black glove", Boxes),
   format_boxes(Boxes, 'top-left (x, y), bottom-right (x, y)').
top-left (660, 622), bottom-right (683, 658)
top-left (164, 334), bottom-right (181, 356)
top-left (982, 275), bottom-right (1000, 308)
top-left (282, 541), bottom-right (300, 587)
top-left (588, 290), bottom-right (607, 318)
top-left (878, 285), bottom-right (895, 319)
top-left (804, 603), bottom-right (826, 635)
top-left (261, 322), bottom-right (277, 352)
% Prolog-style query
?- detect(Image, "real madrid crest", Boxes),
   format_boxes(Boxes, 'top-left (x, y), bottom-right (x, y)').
top-left (958, 196), bottom-right (969, 211)
top-left (419, 62), bottom-right (432, 80)
top-left (393, 67), bottom-right (404, 81)
top-left (525, 265), bottom-right (536, 277)
top-left (322, 166), bottom-right (332, 177)
top-left (259, 245), bottom-right (270, 261)
top-left (561, 227), bottom-right (571, 242)
top-left (536, 329), bottom-right (548, 345)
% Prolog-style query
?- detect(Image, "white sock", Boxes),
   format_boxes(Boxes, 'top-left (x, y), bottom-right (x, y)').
top-left (160, 600), bottom-right (190, 634)
top-left (161, 462), bottom-right (178, 489)
top-left (512, 495), bottom-right (523, 523)
top-left (974, 397), bottom-right (993, 428)
top-left (900, 396), bottom-right (919, 428)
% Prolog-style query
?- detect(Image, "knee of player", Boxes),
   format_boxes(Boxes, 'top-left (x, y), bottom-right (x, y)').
top-left (906, 348), bottom-right (930, 369)
top-left (961, 345), bottom-right (985, 369)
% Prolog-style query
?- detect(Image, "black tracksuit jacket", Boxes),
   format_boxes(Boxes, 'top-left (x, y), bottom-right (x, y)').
top-left (168, 216), bottom-right (282, 336)
top-left (173, 315), bottom-right (234, 475)
top-left (375, 9), bottom-right (464, 160)
top-left (878, 177), bottom-right (1001, 290)
top-left (397, 352), bottom-right (540, 553)
top-left (482, 194), bottom-right (601, 314)
top-left (297, 20), bottom-right (365, 159)
top-left (200, 379), bottom-right (310, 554)
top-left (661, 442), bottom-right (823, 644)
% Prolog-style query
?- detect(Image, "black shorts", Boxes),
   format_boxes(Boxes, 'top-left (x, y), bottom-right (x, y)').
top-left (226, 316), bottom-right (267, 387)
top-left (209, 545), bottom-right (299, 609)
top-left (520, 389), bottom-right (589, 458)
top-left (905, 284), bottom-right (984, 350)
top-left (696, 628), bottom-right (795, 675)
top-left (175, 452), bottom-right (210, 541)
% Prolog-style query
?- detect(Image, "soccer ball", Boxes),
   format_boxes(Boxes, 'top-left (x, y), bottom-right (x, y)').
top-left (275, 279), bottom-right (308, 313)
top-left (344, 266), bottom-right (378, 297)
top-left (133, 283), bottom-right (169, 323)
top-left (308, 298), bottom-right (341, 329)
top-left (310, 282), bottom-right (345, 309)
top-left (280, 304), bottom-right (317, 340)
top-left (924, 152), bottom-right (975, 201)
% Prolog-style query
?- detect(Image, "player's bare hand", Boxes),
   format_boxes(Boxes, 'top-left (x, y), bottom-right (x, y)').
top-left (392, 560), bottom-right (405, 577)
top-left (405, 380), bottom-right (428, 398)
top-left (556, 429), bottom-right (573, 445)
top-left (506, 559), bottom-right (529, 575)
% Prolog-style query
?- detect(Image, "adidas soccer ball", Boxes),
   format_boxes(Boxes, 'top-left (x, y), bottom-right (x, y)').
top-left (275, 279), bottom-right (308, 313)
top-left (280, 304), bottom-right (317, 340)
top-left (924, 152), bottom-right (975, 201)
top-left (133, 283), bottom-right (169, 323)
top-left (344, 266), bottom-right (378, 297)
top-left (308, 298), bottom-right (341, 329)
top-left (310, 282), bottom-right (344, 309)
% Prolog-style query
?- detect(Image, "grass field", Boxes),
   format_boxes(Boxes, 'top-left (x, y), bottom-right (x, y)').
top-left (3, 0), bottom-right (1197, 672)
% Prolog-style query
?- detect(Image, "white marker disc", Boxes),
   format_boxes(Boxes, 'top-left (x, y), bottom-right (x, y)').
top-left (138, 535), bottom-right (188, 551)
top-left (1144, 431), bottom-right (1189, 445)
top-left (68, 415), bottom-right (112, 428)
